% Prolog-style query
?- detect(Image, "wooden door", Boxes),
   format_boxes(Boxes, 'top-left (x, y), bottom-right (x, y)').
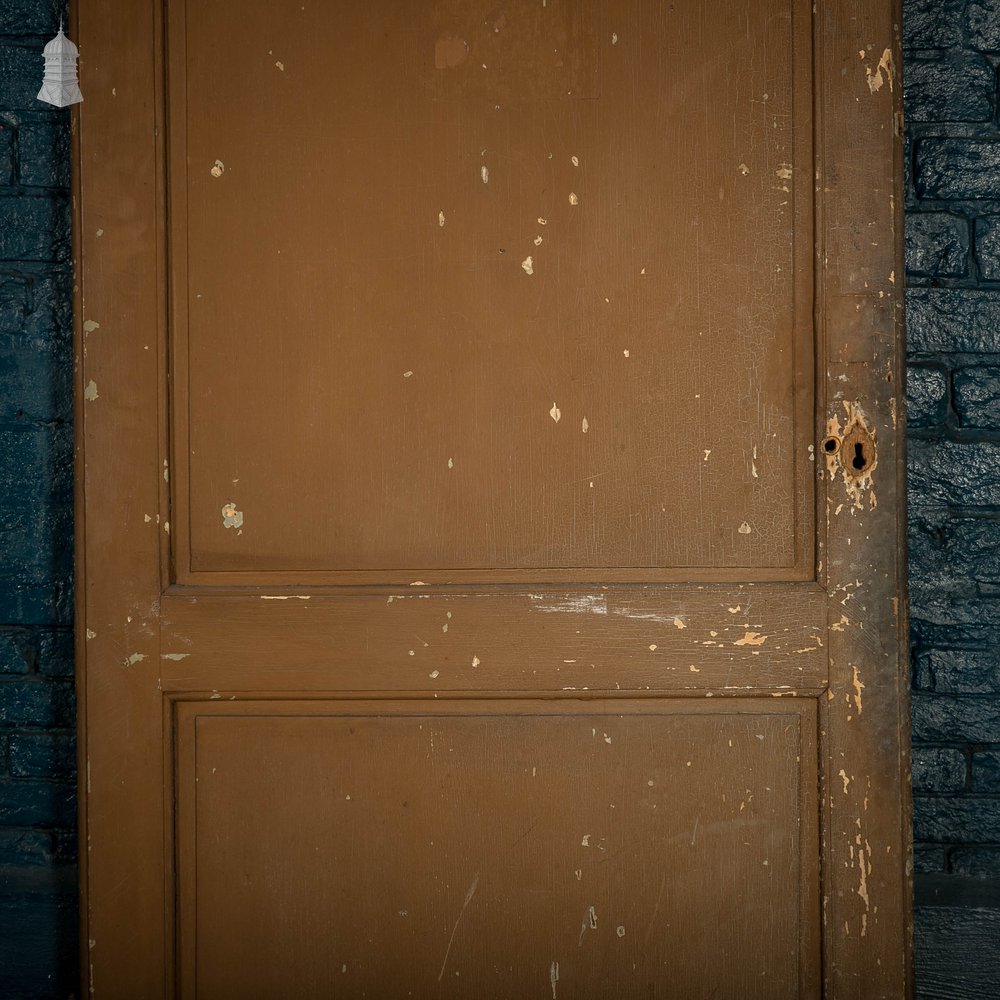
top-left (73, 1), bottom-right (911, 996)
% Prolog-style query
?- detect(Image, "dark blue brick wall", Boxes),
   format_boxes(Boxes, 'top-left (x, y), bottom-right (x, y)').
top-left (904, 0), bottom-right (1000, 898)
top-left (0, 0), bottom-right (998, 995)
top-left (0, 0), bottom-right (77, 996)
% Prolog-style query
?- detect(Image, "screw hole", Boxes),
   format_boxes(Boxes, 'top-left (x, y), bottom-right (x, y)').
top-left (822, 436), bottom-right (840, 454)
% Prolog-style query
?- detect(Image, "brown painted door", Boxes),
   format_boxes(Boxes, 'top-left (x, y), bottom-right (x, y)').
top-left (74, 1), bottom-right (911, 997)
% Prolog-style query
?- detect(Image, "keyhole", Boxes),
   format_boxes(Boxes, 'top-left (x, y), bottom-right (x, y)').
top-left (852, 442), bottom-right (867, 470)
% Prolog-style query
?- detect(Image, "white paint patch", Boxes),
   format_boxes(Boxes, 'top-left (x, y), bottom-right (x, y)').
top-left (582, 417), bottom-right (589, 433)
top-left (550, 961), bottom-right (560, 998)
top-left (161, 653), bottom-right (190, 661)
top-left (275, 60), bottom-right (284, 70)
top-left (581, 834), bottom-right (591, 846)
top-left (429, 670), bottom-right (440, 678)
top-left (534, 235), bottom-right (543, 246)
top-left (531, 593), bottom-right (607, 615)
top-left (738, 522), bottom-right (752, 534)
top-left (571, 155), bottom-right (579, 167)
top-left (438, 211), bottom-right (446, 227)
top-left (538, 217), bottom-right (548, 225)
top-left (522, 255), bottom-right (534, 275)
top-left (210, 159), bottom-right (224, 178)
top-left (221, 502), bottom-right (244, 529)
top-left (86, 629), bottom-right (96, 640)
top-left (125, 653), bottom-right (145, 667)
top-left (568, 192), bottom-right (579, 205)
top-left (403, 370), bottom-right (413, 378)
top-left (83, 380), bottom-right (98, 401)
top-left (83, 319), bottom-right (100, 335)
top-left (481, 164), bottom-right (489, 184)
top-left (549, 402), bottom-right (561, 423)
top-left (616, 925), bottom-right (626, 938)
top-left (471, 655), bottom-right (480, 668)
top-left (623, 349), bottom-right (630, 358)
top-left (611, 32), bottom-right (619, 44)
top-left (448, 457), bottom-right (454, 469)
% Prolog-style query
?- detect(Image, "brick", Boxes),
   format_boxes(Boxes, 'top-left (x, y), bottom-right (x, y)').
top-left (912, 693), bottom-right (1000, 743)
top-left (0, 827), bottom-right (54, 866)
top-left (915, 138), bottom-right (1000, 200)
top-left (0, 574), bottom-right (73, 627)
top-left (8, 732), bottom-right (75, 778)
top-left (0, 679), bottom-right (74, 728)
top-left (0, 336), bottom-right (72, 423)
top-left (17, 119), bottom-right (70, 188)
top-left (0, 0), bottom-right (62, 35)
top-left (903, 0), bottom-right (964, 49)
top-left (0, 778), bottom-right (75, 827)
top-left (922, 649), bottom-right (1000, 694)
top-left (0, 270), bottom-right (71, 339)
top-left (909, 440), bottom-right (1000, 507)
top-left (967, 0), bottom-right (1000, 51)
top-left (0, 42), bottom-right (49, 113)
top-left (906, 365), bottom-right (949, 428)
top-left (37, 629), bottom-right (72, 678)
top-left (906, 288), bottom-right (1000, 354)
top-left (972, 750), bottom-right (1000, 792)
top-left (954, 366), bottom-right (1000, 428)
top-left (913, 747), bottom-right (967, 792)
top-left (903, 55), bottom-right (995, 123)
top-left (0, 193), bottom-right (70, 262)
top-left (913, 844), bottom-right (946, 874)
top-left (0, 426), bottom-right (73, 505)
top-left (0, 630), bottom-right (36, 674)
top-left (0, 122), bottom-right (13, 187)
top-left (0, 506), bottom-right (74, 588)
top-left (976, 214), bottom-right (1000, 281)
top-left (950, 846), bottom-right (1000, 876)
top-left (905, 213), bottom-right (968, 277)
top-left (914, 794), bottom-right (1000, 842)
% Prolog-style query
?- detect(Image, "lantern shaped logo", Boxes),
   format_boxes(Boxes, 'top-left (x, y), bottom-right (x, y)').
top-left (37, 25), bottom-right (83, 108)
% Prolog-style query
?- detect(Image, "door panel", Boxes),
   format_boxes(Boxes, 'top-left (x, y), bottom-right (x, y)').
top-left (74, 0), bottom-right (911, 996)
top-left (176, 700), bottom-right (818, 999)
top-left (170, 0), bottom-right (813, 580)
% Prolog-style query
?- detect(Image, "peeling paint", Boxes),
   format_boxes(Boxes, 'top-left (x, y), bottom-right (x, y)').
top-left (550, 960), bottom-right (560, 998)
top-left (83, 319), bottom-right (100, 335)
top-left (83, 380), bottom-right (98, 401)
top-left (124, 653), bottom-right (145, 667)
top-left (852, 665), bottom-right (865, 716)
top-left (865, 47), bottom-right (894, 95)
top-left (161, 652), bottom-right (190, 661)
top-left (825, 402), bottom-right (878, 510)
top-left (221, 502), bottom-right (244, 529)
top-left (549, 402), bottom-right (561, 423)
top-left (210, 159), bottom-right (224, 177)
top-left (734, 631), bottom-right (768, 647)
top-left (568, 192), bottom-right (579, 205)
top-left (522, 256), bottom-right (534, 275)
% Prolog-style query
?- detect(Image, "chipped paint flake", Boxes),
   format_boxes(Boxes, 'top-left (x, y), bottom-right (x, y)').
top-left (471, 655), bottom-right (480, 668)
top-left (550, 961), bottom-right (560, 998)
top-left (571, 155), bottom-right (579, 167)
top-left (738, 522), bottom-right (752, 535)
top-left (673, 617), bottom-right (686, 629)
top-left (734, 631), bottom-right (768, 647)
top-left (83, 380), bottom-right (98, 401)
top-left (447, 457), bottom-right (454, 469)
top-left (568, 192), bottom-right (579, 205)
top-left (438, 211), bottom-right (446, 227)
top-left (865, 47), bottom-right (894, 95)
top-left (852, 665), bottom-right (865, 716)
top-left (221, 502), bottom-right (244, 529)
top-left (481, 164), bottom-right (489, 184)
top-left (582, 417), bottom-right (589, 433)
top-left (124, 653), bottom-right (146, 667)
top-left (86, 628), bottom-right (96, 640)
top-left (549, 402), bottom-right (561, 423)
top-left (83, 319), bottom-right (100, 335)
top-left (522, 255), bottom-right (534, 275)
top-left (161, 652), bottom-right (190, 661)
top-left (210, 159), bottom-right (225, 178)
top-left (275, 60), bottom-right (284, 71)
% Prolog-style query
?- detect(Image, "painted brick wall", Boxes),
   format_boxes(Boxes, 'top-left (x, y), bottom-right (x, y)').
top-left (904, 0), bottom-right (1000, 881)
top-left (0, 1), bottom-right (78, 997)
top-left (1, 0), bottom-right (999, 996)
